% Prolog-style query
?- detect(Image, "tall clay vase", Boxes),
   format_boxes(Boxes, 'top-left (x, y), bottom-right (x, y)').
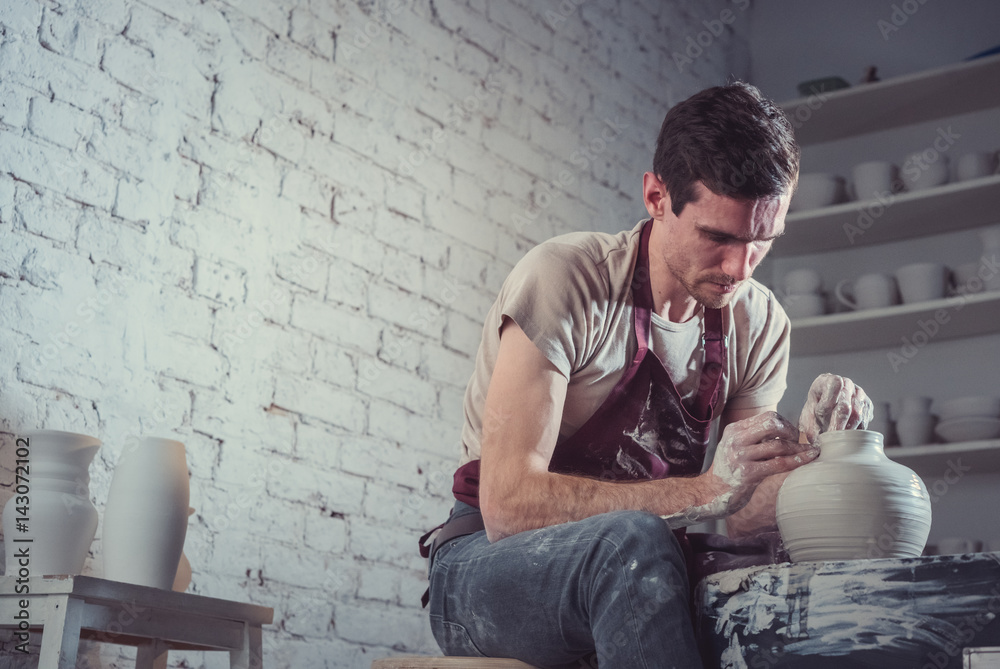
top-left (776, 430), bottom-right (932, 562)
top-left (2, 431), bottom-right (101, 576)
top-left (103, 437), bottom-right (189, 589)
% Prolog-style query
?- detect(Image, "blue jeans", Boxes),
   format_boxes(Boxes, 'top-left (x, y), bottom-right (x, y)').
top-left (427, 501), bottom-right (703, 668)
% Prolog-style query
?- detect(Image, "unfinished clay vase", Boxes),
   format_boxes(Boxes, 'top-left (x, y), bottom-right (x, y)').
top-left (103, 437), bottom-right (189, 589)
top-left (2, 431), bottom-right (101, 576)
top-left (776, 430), bottom-right (931, 562)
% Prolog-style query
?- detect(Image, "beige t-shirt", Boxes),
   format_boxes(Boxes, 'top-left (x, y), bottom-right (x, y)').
top-left (459, 220), bottom-right (791, 466)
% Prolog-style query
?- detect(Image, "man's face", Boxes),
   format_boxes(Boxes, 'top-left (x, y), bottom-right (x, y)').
top-left (648, 178), bottom-right (790, 309)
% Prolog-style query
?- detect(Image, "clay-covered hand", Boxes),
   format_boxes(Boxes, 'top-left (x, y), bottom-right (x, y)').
top-left (705, 411), bottom-right (819, 517)
top-left (798, 373), bottom-right (874, 444)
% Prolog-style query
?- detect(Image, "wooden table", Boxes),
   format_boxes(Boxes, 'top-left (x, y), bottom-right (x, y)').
top-left (0, 575), bottom-right (273, 668)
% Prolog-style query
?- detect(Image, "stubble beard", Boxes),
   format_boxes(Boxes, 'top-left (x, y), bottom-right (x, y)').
top-left (666, 256), bottom-right (740, 310)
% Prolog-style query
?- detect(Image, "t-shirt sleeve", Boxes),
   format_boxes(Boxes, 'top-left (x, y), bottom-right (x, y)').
top-left (493, 241), bottom-right (609, 379)
top-left (725, 290), bottom-right (791, 411)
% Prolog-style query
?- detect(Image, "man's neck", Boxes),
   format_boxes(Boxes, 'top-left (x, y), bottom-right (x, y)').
top-left (648, 222), bottom-right (701, 323)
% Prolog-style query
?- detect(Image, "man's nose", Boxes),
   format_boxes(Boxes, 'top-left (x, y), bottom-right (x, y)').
top-left (721, 244), bottom-right (754, 281)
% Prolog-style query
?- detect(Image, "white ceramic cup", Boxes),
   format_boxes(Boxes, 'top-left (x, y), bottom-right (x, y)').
top-left (900, 395), bottom-right (933, 416)
top-left (852, 160), bottom-right (900, 202)
top-left (903, 152), bottom-right (949, 191)
top-left (895, 262), bottom-right (949, 304)
top-left (952, 261), bottom-right (985, 295)
top-left (782, 293), bottom-right (826, 319)
top-left (835, 273), bottom-right (899, 310)
top-left (896, 412), bottom-right (936, 447)
top-left (955, 151), bottom-right (998, 181)
top-left (782, 268), bottom-right (823, 295)
top-left (937, 537), bottom-right (980, 555)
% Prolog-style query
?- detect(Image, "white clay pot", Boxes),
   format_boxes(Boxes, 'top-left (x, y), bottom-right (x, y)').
top-left (776, 430), bottom-right (931, 562)
top-left (103, 437), bottom-right (189, 589)
top-left (2, 431), bottom-right (101, 576)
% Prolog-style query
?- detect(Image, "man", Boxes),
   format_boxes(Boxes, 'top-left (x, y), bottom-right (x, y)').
top-left (420, 82), bottom-right (871, 668)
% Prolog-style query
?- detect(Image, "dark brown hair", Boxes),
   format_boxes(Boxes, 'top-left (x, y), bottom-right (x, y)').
top-left (653, 81), bottom-right (799, 216)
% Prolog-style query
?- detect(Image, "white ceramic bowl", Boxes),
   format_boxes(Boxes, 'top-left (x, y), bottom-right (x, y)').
top-left (790, 173), bottom-right (845, 212)
top-left (938, 396), bottom-right (1000, 421)
top-left (935, 417), bottom-right (1000, 443)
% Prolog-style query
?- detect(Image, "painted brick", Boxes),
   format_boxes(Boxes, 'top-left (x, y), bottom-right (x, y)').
top-left (39, 8), bottom-right (102, 65)
top-left (325, 261), bottom-right (369, 310)
top-left (368, 282), bottom-right (447, 339)
top-left (290, 293), bottom-right (380, 355)
top-left (303, 509), bottom-right (348, 554)
top-left (294, 420), bottom-right (345, 466)
top-left (421, 344), bottom-right (473, 388)
top-left (194, 257), bottom-right (248, 305)
top-left (275, 249), bottom-right (327, 293)
top-left (367, 399), bottom-right (460, 459)
top-left (266, 456), bottom-right (365, 516)
top-left (431, 0), bottom-right (503, 56)
top-left (356, 357), bottom-right (437, 415)
top-left (334, 601), bottom-right (434, 650)
top-left (272, 374), bottom-right (367, 432)
top-left (424, 194), bottom-right (496, 254)
top-left (289, 8), bottom-right (335, 59)
top-left (377, 327), bottom-right (423, 373)
top-left (0, 131), bottom-right (116, 210)
top-left (357, 563), bottom-right (401, 603)
top-left (313, 343), bottom-right (356, 389)
top-left (281, 167), bottom-right (331, 214)
top-left (0, 80), bottom-right (30, 129)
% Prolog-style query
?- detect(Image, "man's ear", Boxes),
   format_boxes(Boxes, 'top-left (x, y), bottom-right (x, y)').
top-left (642, 172), bottom-right (671, 219)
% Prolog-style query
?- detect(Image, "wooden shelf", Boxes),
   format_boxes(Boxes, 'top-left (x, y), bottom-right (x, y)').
top-left (781, 53), bottom-right (1000, 145)
top-left (789, 291), bottom-right (1000, 356)
top-left (773, 174), bottom-right (1000, 256)
top-left (886, 439), bottom-right (1000, 476)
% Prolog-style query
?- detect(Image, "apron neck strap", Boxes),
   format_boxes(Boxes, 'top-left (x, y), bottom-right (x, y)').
top-left (635, 219), bottom-right (727, 419)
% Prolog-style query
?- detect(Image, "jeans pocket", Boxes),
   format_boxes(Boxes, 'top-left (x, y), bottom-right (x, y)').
top-left (430, 615), bottom-right (487, 657)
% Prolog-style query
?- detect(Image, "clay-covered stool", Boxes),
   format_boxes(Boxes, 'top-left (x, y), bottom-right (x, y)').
top-left (696, 553), bottom-right (1000, 668)
top-left (371, 657), bottom-right (537, 668)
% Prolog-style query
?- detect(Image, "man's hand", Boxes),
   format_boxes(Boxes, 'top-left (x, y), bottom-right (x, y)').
top-left (692, 412), bottom-right (819, 523)
top-left (798, 373), bottom-right (873, 444)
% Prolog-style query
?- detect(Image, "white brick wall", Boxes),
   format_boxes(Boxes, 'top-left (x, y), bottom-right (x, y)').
top-left (0, 0), bottom-right (748, 666)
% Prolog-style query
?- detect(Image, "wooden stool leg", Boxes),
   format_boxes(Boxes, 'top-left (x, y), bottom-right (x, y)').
top-left (135, 638), bottom-right (169, 669)
top-left (229, 621), bottom-right (264, 669)
top-left (38, 595), bottom-right (83, 669)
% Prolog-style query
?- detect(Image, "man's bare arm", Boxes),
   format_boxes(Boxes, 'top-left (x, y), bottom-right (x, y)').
top-left (479, 319), bottom-right (817, 542)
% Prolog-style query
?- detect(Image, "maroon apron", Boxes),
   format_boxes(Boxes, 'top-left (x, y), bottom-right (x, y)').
top-left (452, 219), bottom-right (723, 529)
top-left (441, 220), bottom-right (785, 586)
